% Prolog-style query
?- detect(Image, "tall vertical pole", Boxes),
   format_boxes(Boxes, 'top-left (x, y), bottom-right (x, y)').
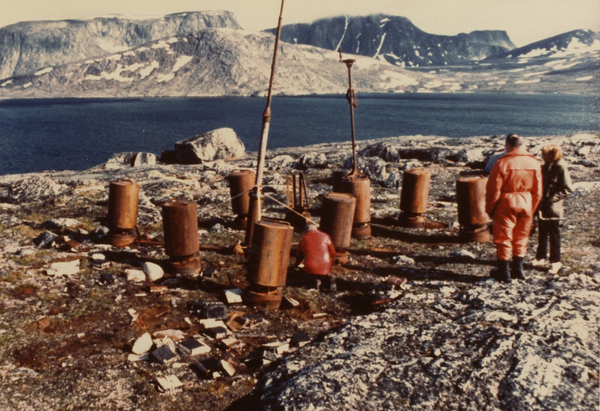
top-left (343, 58), bottom-right (358, 175)
top-left (245, 0), bottom-right (286, 245)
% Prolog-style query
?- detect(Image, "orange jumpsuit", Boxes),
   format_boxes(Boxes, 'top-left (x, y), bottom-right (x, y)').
top-left (485, 146), bottom-right (542, 261)
top-left (296, 229), bottom-right (337, 275)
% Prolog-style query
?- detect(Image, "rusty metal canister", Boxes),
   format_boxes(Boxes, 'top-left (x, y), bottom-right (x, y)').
top-left (400, 168), bottom-right (431, 214)
top-left (162, 200), bottom-right (200, 258)
top-left (456, 175), bottom-right (489, 227)
top-left (320, 193), bottom-right (356, 250)
top-left (332, 169), bottom-right (351, 193)
top-left (228, 170), bottom-right (255, 216)
top-left (247, 220), bottom-right (294, 287)
top-left (107, 181), bottom-right (139, 231)
top-left (342, 174), bottom-right (371, 224)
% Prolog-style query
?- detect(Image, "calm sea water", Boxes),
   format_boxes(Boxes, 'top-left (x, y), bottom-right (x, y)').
top-left (0, 93), bottom-right (598, 175)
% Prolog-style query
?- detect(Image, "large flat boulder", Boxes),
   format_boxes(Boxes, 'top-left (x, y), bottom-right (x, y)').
top-left (174, 128), bottom-right (245, 164)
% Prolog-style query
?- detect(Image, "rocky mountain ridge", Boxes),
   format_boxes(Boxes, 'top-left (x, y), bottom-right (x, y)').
top-left (0, 11), bottom-right (241, 80)
top-left (265, 14), bottom-right (516, 67)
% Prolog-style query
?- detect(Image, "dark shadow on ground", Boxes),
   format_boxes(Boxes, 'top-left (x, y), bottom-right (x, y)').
top-left (371, 224), bottom-right (460, 244)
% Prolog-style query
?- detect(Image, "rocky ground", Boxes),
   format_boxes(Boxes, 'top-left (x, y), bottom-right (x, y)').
top-left (0, 132), bottom-right (598, 410)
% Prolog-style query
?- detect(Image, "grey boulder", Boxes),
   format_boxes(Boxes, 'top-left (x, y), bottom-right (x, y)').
top-left (174, 128), bottom-right (245, 164)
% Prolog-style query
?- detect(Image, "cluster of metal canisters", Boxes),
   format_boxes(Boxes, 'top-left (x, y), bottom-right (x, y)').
top-left (106, 180), bottom-right (202, 275)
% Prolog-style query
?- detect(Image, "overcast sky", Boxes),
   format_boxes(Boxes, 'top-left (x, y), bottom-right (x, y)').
top-left (1, 0), bottom-right (599, 47)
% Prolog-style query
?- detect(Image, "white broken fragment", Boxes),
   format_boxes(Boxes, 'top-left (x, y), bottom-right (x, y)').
top-left (224, 288), bottom-right (243, 304)
top-left (263, 341), bottom-right (290, 356)
top-left (153, 329), bottom-right (186, 341)
top-left (132, 332), bottom-right (153, 355)
top-left (220, 360), bottom-right (236, 377)
top-left (156, 375), bottom-right (183, 393)
top-left (45, 259), bottom-right (80, 277)
top-left (128, 308), bottom-right (138, 322)
top-left (142, 262), bottom-right (164, 282)
top-left (126, 269), bottom-right (146, 282)
top-left (128, 353), bottom-right (150, 362)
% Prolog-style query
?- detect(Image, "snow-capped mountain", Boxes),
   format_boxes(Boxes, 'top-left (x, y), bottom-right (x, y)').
top-left (0, 11), bottom-right (240, 80)
top-left (500, 29), bottom-right (600, 60)
top-left (265, 14), bottom-right (516, 67)
top-left (0, 13), bottom-right (597, 99)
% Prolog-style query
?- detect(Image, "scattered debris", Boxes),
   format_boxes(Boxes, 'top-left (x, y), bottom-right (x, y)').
top-left (291, 332), bottom-right (311, 348)
top-left (45, 259), bottom-right (80, 277)
top-left (142, 261), bottom-right (164, 282)
top-left (125, 269), bottom-right (146, 282)
top-left (178, 339), bottom-right (211, 356)
top-left (156, 375), bottom-right (183, 393)
top-left (392, 255), bottom-right (415, 265)
top-left (192, 300), bottom-right (228, 320)
top-left (131, 332), bottom-right (153, 355)
top-left (220, 360), bottom-right (236, 377)
top-left (151, 344), bottom-right (178, 365)
top-left (223, 288), bottom-right (243, 304)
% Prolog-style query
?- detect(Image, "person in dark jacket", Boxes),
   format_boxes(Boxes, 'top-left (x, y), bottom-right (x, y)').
top-left (533, 144), bottom-right (572, 274)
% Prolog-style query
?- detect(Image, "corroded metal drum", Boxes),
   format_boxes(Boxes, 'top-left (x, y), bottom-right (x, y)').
top-left (247, 220), bottom-right (294, 288)
top-left (400, 168), bottom-right (431, 214)
top-left (228, 170), bottom-right (255, 228)
top-left (332, 169), bottom-right (351, 193)
top-left (162, 200), bottom-right (201, 275)
top-left (399, 168), bottom-right (431, 227)
top-left (162, 200), bottom-right (200, 257)
top-left (244, 192), bottom-right (263, 246)
top-left (108, 181), bottom-right (139, 231)
top-left (342, 174), bottom-right (371, 239)
top-left (456, 175), bottom-right (490, 242)
top-left (107, 180), bottom-right (139, 247)
top-left (320, 193), bottom-right (356, 249)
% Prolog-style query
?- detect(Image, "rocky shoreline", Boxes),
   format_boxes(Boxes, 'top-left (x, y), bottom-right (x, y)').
top-left (0, 132), bottom-right (599, 410)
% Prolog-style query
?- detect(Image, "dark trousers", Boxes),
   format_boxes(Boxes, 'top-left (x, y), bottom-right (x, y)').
top-left (536, 219), bottom-right (561, 263)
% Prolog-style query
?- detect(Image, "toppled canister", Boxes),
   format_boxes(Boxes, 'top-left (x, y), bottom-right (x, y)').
top-left (399, 168), bottom-right (431, 227)
top-left (246, 220), bottom-right (294, 309)
top-left (228, 170), bottom-right (255, 229)
top-left (456, 175), bottom-right (490, 242)
top-left (320, 192), bottom-right (356, 264)
top-left (162, 200), bottom-right (201, 275)
top-left (342, 174), bottom-right (371, 239)
top-left (331, 169), bottom-right (351, 193)
top-left (107, 180), bottom-right (139, 247)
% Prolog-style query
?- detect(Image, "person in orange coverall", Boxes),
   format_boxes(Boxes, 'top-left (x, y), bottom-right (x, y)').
top-left (485, 134), bottom-right (542, 282)
top-left (296, 223), bottom-right (337, 292)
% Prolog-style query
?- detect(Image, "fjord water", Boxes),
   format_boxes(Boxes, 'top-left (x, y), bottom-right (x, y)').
top-left (0, 93), bottom-right (598, 175)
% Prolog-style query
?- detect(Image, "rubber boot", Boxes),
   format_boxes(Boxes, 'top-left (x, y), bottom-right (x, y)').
top-left (511, 256), bottom-right (525, 280)
top-left (491, 260), bottom-right (511, 283)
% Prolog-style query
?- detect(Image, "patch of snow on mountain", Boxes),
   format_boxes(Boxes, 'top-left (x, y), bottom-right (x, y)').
top-left (524, 70), bottom-right (551, 77)
top-left (518, 59), bottom-right (529, 64)
top-left (576, 75), bottom-right (594, 82)
top-left (335, 15), bottom-right (349, 53)
top-left (123, 51), bottom-right (135, 57)
top-left (415, 50), bottom-right (421, 57)
top-left (151, 41), bottom-right (170, 50)
top-left (380, 17), bottom-right (390, 24)
top-left (522, 48), bottom-right (550, 58)
top-left (157, 73), bottom-right (175, 83)
top-left (107, 54), bottom-right (122, 61)
top-left (379, 70), bottom-right (418, 87)
top-left (166, 37), bottom-right (179, 44)
top-left (96, 39), bottom-right (129, 54)
top-left (385, 52), bottom-right (400, 60)
top-left (509, 68), bottom-right (526, 72)
top-left (515, 78), bottom-right (541, 84)
top-left (353, 55), bottom-right (386, 69)
top-left (0, 80), bottom-right (12, 87)
top-left (84, 64), bottom-right (134, 83)
top-left (23, 82), bottom-right (32, 88)
top-left (544, 59), bottom-right (567, 67)
top-left (34, 67), bottom-right (53, 76)
top-left (139, 61), bottom-right (160, 79)
top-left (137, 47), bottom-right (149, 52)
top-left (552, 62), bottom-right (578, 70)
top-left (424, 80), bottom-right (443, 89)
top-left (373, 33), bottom-right (386, 59)
top-left (172, 55), bottom-right (193, 72)
top-left (553, 38), bottom-right (594, 57)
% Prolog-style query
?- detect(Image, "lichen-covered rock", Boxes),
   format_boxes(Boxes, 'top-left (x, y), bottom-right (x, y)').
top-left (342, 156), bottom-right (389, 182)
top-left (7, 176), bottom-right (67, 204)
top-left (250, 274), bottom-right (600, 411)
top-left (174, 128), bottom-right (245, 164)
top-left (296, 153), bottom-right (328, 170)
top-left (358, 142), bottom-right (401, 162)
